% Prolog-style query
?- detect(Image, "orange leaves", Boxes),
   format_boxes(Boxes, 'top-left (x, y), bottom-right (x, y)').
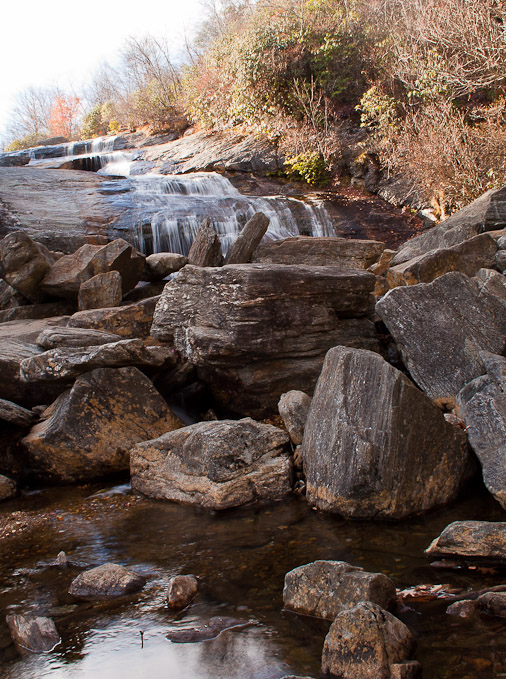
top-left (48, 94), bottom-right (81, 139)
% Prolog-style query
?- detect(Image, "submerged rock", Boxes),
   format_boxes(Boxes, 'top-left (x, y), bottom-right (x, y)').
top-left (131, 418), bottom-right (291, 510)
top-left (6, 614), bottom-right (60, 653)
top-left (166, 575), bottom-right (198, 610)
top-left (302, 346), bottom-right (471, 519)
top-left (426, 521), bottom-right (506, 562)
top-left (283, 560), bottom-right (396, 620)
top-left (68, 563), bottom-right (146, 600)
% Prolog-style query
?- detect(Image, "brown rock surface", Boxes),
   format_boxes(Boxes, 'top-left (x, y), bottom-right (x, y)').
top-left (0, 474), bottom-right (17, 501)
top-left (69, 563), bottom-right (145, 600)
top-left (224, 212), bottom-right (269, 264)
top-left (6, 614), bottom-right (60, 653)
top-left (68, 296), bottom-right (159, 338)
top-left (0, 231), bottom-right (55, 302)
top-left (425, 521), bottom-right (506, 562)
top-left (252, 236), bottom-right (384, 268)
top-left (187, 218), bottom-right (223, 267)
top-left (166, 575), bottom-right (198, 610)
top-left (78, 271), bottom-right (123, 310)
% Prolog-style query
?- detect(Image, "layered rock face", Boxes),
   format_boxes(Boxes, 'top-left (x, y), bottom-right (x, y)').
top-left (151, 263), bottom-right (377, 416)
top-left (302, 346), bottom-right (471, 519)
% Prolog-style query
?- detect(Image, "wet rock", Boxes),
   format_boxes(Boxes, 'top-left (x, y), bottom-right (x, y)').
top-left (68, 563), bottom-right (146, 600)
top-left (151, 264), bottom-right (377, 416)
top-left (144, 253), bottom-right (187, 280)
top-left (302, 346), bottom-right (471, 519)
top-left (426, 521), bottom-right (506, 562)
top-left (166, 616), bottom-right (251, 643)
top-left (446, 600), bottom-right (478, 619)
top-left (0, 398), bottom-right (37, 427)
top-left (131, 418), bottom-right (291, 510)
top-left (224, 212), bottom-right (269, 264)
top-left (20, 339), bottom-right (175, 382)
top-left (166, 575), bottom-right (198, 610)
top-left (68, 296), bottom-right (159, 338)
top-left (187, 218), bottom-right (223, 267)
top-left (278, 391), bottom-right (311, 446)
top-left (6, 614), bottom-right (60, 653)
top-left (386, 233), bottom-right (497, 288)
top-left (376, 272), bottom-right (506, 403)
top-left (0, 475), bottom-right (17, 501)
top-left (22, 366), bottom-right (182, 482)
top-left (321, 602), bottom-right (416, 679)
top-left (78, 271), bottom-right (123, 311)
top-left (457, 352), bottom-right (506, 508)
top-left (252, 236), bottom-right (384, 269)
top-left (36, 326), bottom-right (122, 349)
top-left (283, 560), bottom-right (396, 620)
top-left (391, 187), bottom-right (506, 266)
top-left (477, 592), bottom-right (506, 618)
top-left (0, 231), bottom-right (55, 302)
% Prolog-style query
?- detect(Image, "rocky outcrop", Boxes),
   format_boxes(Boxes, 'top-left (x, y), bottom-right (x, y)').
top-left (78, 271), bottom-right (123, 310)
top-left (224, 212), bottom-right (269, 264)
top-left (278, 391), bottom-right (311, 446)
top-left (252, 236), bottom-right (384, 269)
top-left (68, 563), bottom-right (146, 599)
top-left (302, 347), bottom-right (471, 519)
top-left (457, 353), bottom-right (506, 509)
top-left (22, 367), bottom-right (182, 482)
top-left (187, 219), bottom-right (223, 267)
top-left (151, 264), bottom-right (377, 416)
top-left (6, 614), bottom-right (60, 653)
top-left (425, 521), bottom-right (506, 563)
top-left (376, 272), bottom-right (506, 404)
top-left (283, 560), bottom-right (396, 620)
top-left (131, 418), bottom-right (291, 510)
top-left (68, 296), bottom-right (160, 338)
top-left (166, 575), bottom-right (198, 610)
top-left (321, 602), bottom-right (416, 679)
top-left (0, 231), bottom-right (55, 302)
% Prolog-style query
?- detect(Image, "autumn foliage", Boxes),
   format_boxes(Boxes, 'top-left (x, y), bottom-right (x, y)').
top-left (48, 95), bottom-right (81, 139)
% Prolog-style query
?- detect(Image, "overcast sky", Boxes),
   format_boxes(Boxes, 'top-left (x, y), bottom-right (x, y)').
top-left (0, 0), bottom-right (204, 145)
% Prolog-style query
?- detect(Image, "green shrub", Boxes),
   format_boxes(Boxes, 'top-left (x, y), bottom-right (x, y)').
top-left (284, 150), bottom-right (329, 185)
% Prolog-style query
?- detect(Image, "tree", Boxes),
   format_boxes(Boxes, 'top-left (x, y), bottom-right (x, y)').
top-left (48, 94), bottom-right (81, 139)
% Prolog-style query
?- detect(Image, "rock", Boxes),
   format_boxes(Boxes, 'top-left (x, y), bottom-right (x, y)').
top-left (376, 272), bottom-right (506, 403)
top-left (369, 249), bottom-right (396, 275)
top-left (165, 616), bottom-right (251, 643)
top-left (457, 352), bottom-right (506, 508)
top-left (446, 600), bottom-right (479, 619)
top-left (391, 187), bottom-right (506, 266)
top-left (166, 575), bottom-right (198, 610)
top-left (22, 367), bottom-right (182, 482)
top-left (477, 592), bottom-right (506, 618)
top-left (0, 398), bottom-right (37, 427)
top-left (6, 614), bottom-right (60, 653)
top-left (0, 231), bottom-right (55, 302)
top-left (36, 326), bottom-right (123, 349)
top-left (88, 239), bottom-right (145, 294)
top-left (283, 560), bottom-right (396, 620)
top-left (386, 233), bottom-right (498, 288)
top-left (144, 253), bottom-right (187, 280)
top-left (278, 391), bottom-right (311, 445)
top-left (497, 249), bottom-right (506, 273)
top-left (302, 346), bottom-right (471, 519)
top-left (131, 418), bottom-right (291, 510)
top-left (68, 296), bottom-right (160, 338)
top-left (252, 236), bottom-right (384, 269)
top-left (20, 339), bottom-right (175, 382)
top-left (68, 563), bottom-right (146, 599)
top-left (0, 301), bottom-right (76, 323)
top-left (321, 602), bottom-right (416, 679)
top-left (224, 212), bottom-right (270, 264)
top-left (425, 521), bottom-right (506, 562)
top-left (0, 280), bottom-right (28, 310)
top-left (390, 662), bottom-right (422, 679)
top-left (151, 264), bottom-right (377, 416)
top-left (123, 282), bottom-right (166, 303)
top-left (78, 271), bottom-right (123, 311)
top-left (0, 474), bottom-right (17, 501)
top-left (187, 218), bottom-right (223, 267)
top-left (475, 268), bottom-right (506, 303)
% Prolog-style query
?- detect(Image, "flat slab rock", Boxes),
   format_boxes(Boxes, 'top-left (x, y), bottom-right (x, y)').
top-left (252, 236), bottom-right (384, 268)
top-left (426, 521), bottom-right (506, 563)
top-left (283, 560), bottom-right (396, 620)
top-left (69, 563), bottom-right (146, 600)
top-left (376, 271), bottom-right (506, 403)
top-left (36, 326), bottom-right (122, 349)
top-left (302, 346), bottom-right (471, 519)
top-left (131, 417), bottom-right (291, 510)
top-left (6, 614), bottom-right (60, 653)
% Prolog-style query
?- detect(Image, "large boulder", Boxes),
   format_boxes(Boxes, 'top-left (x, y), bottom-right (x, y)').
top-left (425, 521), bottom-right (506, 563)
top-left (68, 296), bottom-right (160, 338)
top-left (283, 560), bottom-right (396, 620)
top-left (376, 272), bottom-right (506, 404)
top-left (187, 218), bottom-right (223, 267)
top-left (68, 563), bottom-right (145, 600)
top-left (302, 346), bottom-right (471, 519)
top-left (131, 418), bottom-right (291, 510)
top-left (321, 602), bottom-right (416, 679)
top-left (143, 253), bottom-right (187, 281)
top-left (22, 367), bottom-right (182, 482)
top-left (0, 231), bottom-right (55, 302)
top-left (457, 353), bottom-right (506, 508)
top-left (78, 271), bottom-right (123, 310)
top-left (252, 236), bottom-right (384, 269)
top-left (151, 264), bottom-right (377, 416)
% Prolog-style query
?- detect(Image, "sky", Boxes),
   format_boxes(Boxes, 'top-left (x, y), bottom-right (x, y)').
top-left (0, 0), bottom-right (205, 146)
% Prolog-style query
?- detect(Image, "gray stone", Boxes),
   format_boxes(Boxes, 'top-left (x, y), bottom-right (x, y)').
top-left (0, 301), bottom-right (75, 323)
top-left (22, 367), bottom-right (182, 482)
top-left (144, 253), bottom-right (187, 280)
top-left (252, 236), bottom-right (384, 269)
top-left (425, 521), bottom-right (506, 562)
top-left (497, 250), bottom-right (506, 273)
top-left (278, 391), bottom-right (311, 445)
top-left (166, 575), bottom-right (198, 610)
top-left (36, 326), bottom-right (123, 349)
top-left (187, 218), bottom-right (223, 267)
top-left (68, 296), bottom-right (159, 338)
top-left (0, 474), bottom-right (17, 501)
top-left (321, 602), bottom-right (416, 679)
top-left (302, 347), bottom-right (471, 519)
top-left (457, 353), bottom-right (506, 509)
top-left (376, 272), bottom-right (506, 403)
top-left (283, 560), bottom-right (396, 620)
top-left (0, 398), bottom-right (37, 427)
top-left (131, 418), bottom-right (291, 510)
top-left (475, 268), bottom-right (506, 303)
top-left (78, 271), bottom-right (123, 310)
top-left (478, 592), bottom-right (506, 618)
top-left (446, 600), bottom-right (479, 620)
top-left (224, 212), bottom-right (269, 264)
top-left (68, 563), bottom-right (145, 600)
top-left (0, 231), bottom-right (54, 302)
top-left (6, 614), bottom-right (60, 653)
